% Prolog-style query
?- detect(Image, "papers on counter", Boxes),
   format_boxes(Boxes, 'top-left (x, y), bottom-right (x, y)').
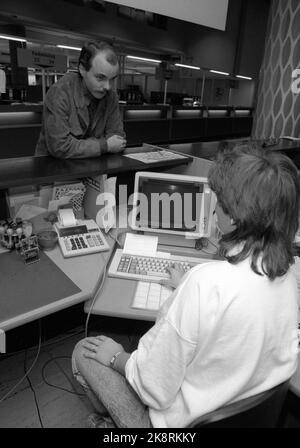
top-left (123, 150), bottom-right (187, 164)
top-left (123, 233), bottom-right (158, 257)
top-left (122, 233), bottom-right (171, 259)
top-left (15, 204), bottom-right (47, 221)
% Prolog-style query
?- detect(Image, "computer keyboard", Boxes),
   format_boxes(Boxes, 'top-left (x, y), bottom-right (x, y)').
top-left (108, 249), bottom-right (210, 282)
top-left (132, 281), bottom-right (173, 311)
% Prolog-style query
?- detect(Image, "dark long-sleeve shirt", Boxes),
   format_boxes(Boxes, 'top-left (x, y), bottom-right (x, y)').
top-left (35, 72), bottom-right (125, 159)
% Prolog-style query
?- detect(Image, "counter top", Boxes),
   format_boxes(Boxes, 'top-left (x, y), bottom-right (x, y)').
top-left (0, 146), bottom-right (192, 190)
top-left (0, 138), bottom-right (298, 190)
top-left (166, 139), bottom-right (300, 165)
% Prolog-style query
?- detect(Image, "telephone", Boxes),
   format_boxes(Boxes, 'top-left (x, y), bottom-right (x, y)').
top-left (54, 209), bottom-right (110, 258)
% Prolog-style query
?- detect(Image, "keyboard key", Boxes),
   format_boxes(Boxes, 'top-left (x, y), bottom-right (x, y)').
top-left (132, 281), bottom-right (172, 311)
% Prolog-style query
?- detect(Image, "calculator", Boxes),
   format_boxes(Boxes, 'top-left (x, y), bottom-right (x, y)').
top-left (54, 219), bottom-right (110, 257)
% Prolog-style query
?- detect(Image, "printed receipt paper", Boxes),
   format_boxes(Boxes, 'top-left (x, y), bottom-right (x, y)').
top-left (123, 233), bottom-right (158, 257)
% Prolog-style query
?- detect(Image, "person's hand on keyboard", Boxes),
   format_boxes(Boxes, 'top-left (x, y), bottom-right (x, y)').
top-left (161, 262), bottom-right (186, 289)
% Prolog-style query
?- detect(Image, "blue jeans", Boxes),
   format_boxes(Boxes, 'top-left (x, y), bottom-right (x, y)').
top-left (72, 339), bottom-right (152, 428)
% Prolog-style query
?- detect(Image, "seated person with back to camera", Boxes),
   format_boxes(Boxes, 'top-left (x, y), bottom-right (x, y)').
top-left (35, 41), bottom-right (126, 159)
top-left (72, 143), bottom-right (300, 428)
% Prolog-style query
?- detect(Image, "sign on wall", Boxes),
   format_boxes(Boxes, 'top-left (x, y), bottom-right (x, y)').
top-left (17, 48), bottom-right (68, 72)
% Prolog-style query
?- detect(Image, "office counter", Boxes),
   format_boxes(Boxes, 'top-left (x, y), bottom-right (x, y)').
top-left (167, 139), bottom-right (300, 168)
top-left (0, 146), bottom-right (192, 219)
top-left (0, 104), bottom-right (254, 158)
top-left (0, 138), bottom-right (297, 192)
top-left (0, 146), bottom-right (192, 190)
top-left (165, 140), bottom-right (240, 161)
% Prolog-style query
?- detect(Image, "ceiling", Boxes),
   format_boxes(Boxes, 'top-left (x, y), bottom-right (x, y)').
top-left (0, 1), bottom-right (254, 82)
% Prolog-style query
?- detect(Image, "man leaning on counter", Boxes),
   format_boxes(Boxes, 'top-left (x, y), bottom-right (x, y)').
top-left (35, 41), bottom-right (126, 159)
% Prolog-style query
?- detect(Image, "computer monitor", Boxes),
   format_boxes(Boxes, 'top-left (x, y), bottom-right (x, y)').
top-left (130, 171), bottom-right (216, 243)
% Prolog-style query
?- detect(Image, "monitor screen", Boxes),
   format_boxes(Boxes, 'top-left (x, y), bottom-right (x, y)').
top-left (130, 171), bottom-right (216, 239)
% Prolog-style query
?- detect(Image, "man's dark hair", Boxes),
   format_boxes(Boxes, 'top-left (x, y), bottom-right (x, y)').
top-left (208, 143), bottom-right (300, 280)
top-left (78, 41), bottom-right (118, 71)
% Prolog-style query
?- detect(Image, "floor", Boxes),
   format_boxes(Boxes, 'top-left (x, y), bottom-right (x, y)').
top-left (0, 306), bottom-right (300, 428)
top-left (0, 329), bottom-right (91, 428)
top-left (0, 308), bottom-right (152, 428)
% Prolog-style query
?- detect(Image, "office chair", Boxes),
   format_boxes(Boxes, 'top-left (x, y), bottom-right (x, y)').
top-left (186, 380), bottom-right (290, 428)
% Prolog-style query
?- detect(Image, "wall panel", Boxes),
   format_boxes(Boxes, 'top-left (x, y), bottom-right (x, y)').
top-left (252, 0), bottom-right (300, 139)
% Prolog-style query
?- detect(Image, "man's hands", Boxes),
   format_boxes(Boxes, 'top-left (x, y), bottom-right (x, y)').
top-left (107, 135), bottom-right (126, 153)
top-left (82, 335), bottom-right (124, 367)
top-left (161, 262), bottom-right (186, 289)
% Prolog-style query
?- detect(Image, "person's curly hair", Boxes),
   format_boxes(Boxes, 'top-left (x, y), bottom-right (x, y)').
top-left (208, 143), bottom-right (300, 279)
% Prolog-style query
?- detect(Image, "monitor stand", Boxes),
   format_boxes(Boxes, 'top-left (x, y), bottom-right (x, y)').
top-left (144, 231), bottom-right (197, 250)
top-left (141, 231), bottom-right (219, 259)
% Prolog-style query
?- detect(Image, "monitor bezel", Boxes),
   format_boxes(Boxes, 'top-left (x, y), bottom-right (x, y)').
top-left (130, 171), bottom-right (216, 239)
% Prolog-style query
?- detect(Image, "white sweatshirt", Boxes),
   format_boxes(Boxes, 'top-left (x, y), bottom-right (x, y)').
top-left (125, 258), bottom-right (299, 428)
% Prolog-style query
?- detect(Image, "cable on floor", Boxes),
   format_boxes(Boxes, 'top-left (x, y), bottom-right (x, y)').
top-left (41, 355), bottom-right (85, 397)
top-left (0, 320), bottom-right (42, 405)
top-left (50, 354), bottom-right (81, 394)
top-left (24, 327), bottom-right (44, 428)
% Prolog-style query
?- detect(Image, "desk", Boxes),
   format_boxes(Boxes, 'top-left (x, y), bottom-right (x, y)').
top-left (84, 244), bottom-right (221, 322)
top-left (85, 240), bottom-right (300, 323)
top-left (2, 139), bottom-right (298, 340)
top-left (0, 146), bottom-right (191, 337)
top-left (0, 236), bottom-right (115, 332)
top-left (83, 151), bottom-right (219, 321)
top-left (0, 148), bottom-right (215, 339)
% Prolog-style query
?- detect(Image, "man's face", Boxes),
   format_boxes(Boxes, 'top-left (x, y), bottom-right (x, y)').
top-left (80, 51), bottom-right (119, 100)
